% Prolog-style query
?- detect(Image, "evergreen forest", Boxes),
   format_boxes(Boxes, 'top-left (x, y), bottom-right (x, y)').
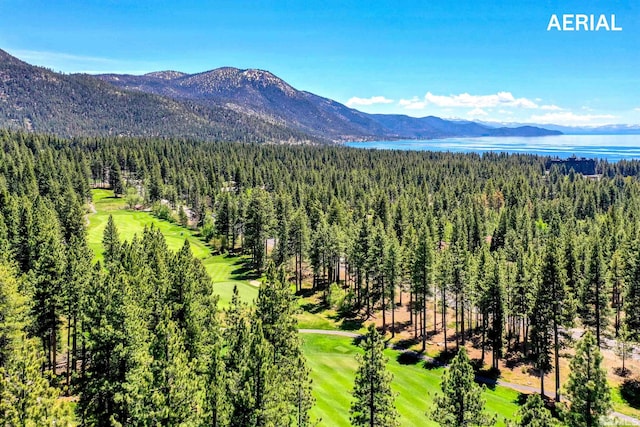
top-left (1, 129), bottom-right (640, 425)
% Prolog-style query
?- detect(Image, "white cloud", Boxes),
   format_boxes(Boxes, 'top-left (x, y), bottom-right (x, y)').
top-left (528, 112), bottom-right (616, 125)
top-left (397, 91), bottom-right (574, 116)
top-left (540, 105), bottom-right (563, 111)
top-left (398, 97), bottom-right (427, 109)
top-left (467, 108), bottom-right (489, 117)
top-left (346, 96), bottom-right (394, 107)
top-left (398, 91), bottom-right (547, 112)
top-left (634, 107), bottom-right (640, 112)
top-left (422, 91), bottom-right (538, 109)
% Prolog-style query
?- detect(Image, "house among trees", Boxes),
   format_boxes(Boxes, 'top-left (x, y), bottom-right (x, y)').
top-left (546, 156), bottom-right (597, 175)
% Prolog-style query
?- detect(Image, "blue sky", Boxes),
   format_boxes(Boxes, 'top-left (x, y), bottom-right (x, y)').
top-left (2, 0), bottom-right (639, 126)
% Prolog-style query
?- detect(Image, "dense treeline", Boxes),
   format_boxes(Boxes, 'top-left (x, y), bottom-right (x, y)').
top-left (71, 132), bottom-right (640, 401)
top-left (0, 130), bottom-right (313, 425)
top-left (0, 129), bottom-right (639, 424)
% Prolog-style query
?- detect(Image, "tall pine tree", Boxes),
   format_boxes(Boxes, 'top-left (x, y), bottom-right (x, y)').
top-left (430, 347), bottom-right (496, 427)
top-left (564, 331), bottom-right (611, 427)
top-left (350, 324), bottom-right (399, 427)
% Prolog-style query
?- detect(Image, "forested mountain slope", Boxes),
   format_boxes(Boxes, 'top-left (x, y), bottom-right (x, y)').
top-left (0, 49), bottom-right (319, 143)
top-left (98, 66), bottom-right (561, 141)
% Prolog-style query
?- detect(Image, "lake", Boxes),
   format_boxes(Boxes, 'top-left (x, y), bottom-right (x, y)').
top-left (345, 135), bottom-right (640, 162)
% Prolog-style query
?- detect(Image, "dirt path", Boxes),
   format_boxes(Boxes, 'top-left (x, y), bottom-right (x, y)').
top-left (298, 329), bottom-right (640, 425)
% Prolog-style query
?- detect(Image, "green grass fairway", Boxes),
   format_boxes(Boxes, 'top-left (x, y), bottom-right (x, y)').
top-left (302, 333), bottom-right (520, 426)
top-left (87, 189), bottom-right (258, 306)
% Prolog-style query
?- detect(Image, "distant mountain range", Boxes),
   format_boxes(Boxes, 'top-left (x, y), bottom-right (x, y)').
top-left (478, 121), bottom-right (640, 135)
top-left (96, 67), bottom-right (561, 141)
top-left (0, 48), bottom-right (561, 143)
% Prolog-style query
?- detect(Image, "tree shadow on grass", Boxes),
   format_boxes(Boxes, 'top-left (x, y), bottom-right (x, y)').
top-left (296, 287), bottom-right (316, 298)
top-left (471, 359), bottom-right (501, 391)
top-left (421, 350), bottom-right (455, 370)
top-left (300, 302), bottom-right (325, 314)
top-left (230, 258), bottom-right (261, 281)
top-left (433, 349), bottom-right (456, 365)
top-left (327, 306), bottom-right (365, 332)
top-left (340, 318), bottom-right (365, 331)
top-left (620, 378), bottom-right (640, 408)
top-left (352, 336), bottom-right (365, 347)
top-left (503, 351), bottom-right (528, 370)
top-left (516, 392), bottom-right (530, 405)
top-left (397, 351), bottom-right (422, 366)
top-left (392, 337), bottom-right (420, 350)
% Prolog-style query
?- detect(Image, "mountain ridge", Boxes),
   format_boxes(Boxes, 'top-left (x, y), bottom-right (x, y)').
top-left (96, 65), bottom-right (561, 141)
top-left (0, 49), bottom-right (319, 143)
top-left (0, 48), bottom-right (561, 142)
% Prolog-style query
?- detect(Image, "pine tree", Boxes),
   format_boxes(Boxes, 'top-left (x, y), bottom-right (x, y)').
top-left (79, 266), bottom-right (128, 426)
top-left (109, 161), bottom-right (125, 197)
top-left (486, 257), bottom-right (505, 370)
top-left (564, 331), bottom-right (611, 427)
top-left (624, 237), bottom-right (640, 341)
top-left (580, 237), bottom-right (610, 348)
top-left (412, 224), bottom-right (434, 352)
top-left (0, 262), bottom-right (25, 367)
top-left (351, 218), bottom-right (373, 311)
top-left (430, 347), bottom-right (496, 427)
top-left (540, 236), bottom-right (569, 401)
top-left (290, 207), bottom-right (310, 292)
top-left (102, 214), bottom-right (120, 265)
top-left (150, 316), bottom-right (205, 426)
top-left (608, 249), bottom-right (625, 337)
top-left (63, 233), bottom-right (92, 392)
top-left (293, 356), bottom-right (314, 427)
top-left (225, 286), bottom-right (254, 427)
top-left (0, 334), bottom-right (71, 425)
top-left (0, 262), bottom-right (70, 425)
top-left (370, 222), bottom-right (388, 321)
top-left (490, 209), bottom-right (508, 252)
top-left (28, 197), bottom-right (66, 372)
top-left (244, 189), bottom-right (274, 271)
top-left (350, 324), bottom-right (399, 427)
top-left (510, 394), bottom-right (558, 427)
top-left (383, 234), bottom-right (401, 337)
top-left (475, 248), bottom-right (493, 365)
top-left (273, 193), bottom-right (293, 268)
top-left (615, 323), bottom-right (633, 375)
top-left (256, 265), bottom-right (314, 425)
top-left (530, 249), bottom-right (554, 398)
top-left (178, 205), bottom-right (189, 227)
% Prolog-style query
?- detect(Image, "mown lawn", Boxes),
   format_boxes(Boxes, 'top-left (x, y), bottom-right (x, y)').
top-left (87, 189), bottom-right (258, 306)
top-left (302, 333), bottom-right (521, 426)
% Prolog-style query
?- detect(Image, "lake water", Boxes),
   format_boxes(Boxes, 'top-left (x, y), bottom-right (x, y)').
top-left (345, 135), bottom-right (640, 162)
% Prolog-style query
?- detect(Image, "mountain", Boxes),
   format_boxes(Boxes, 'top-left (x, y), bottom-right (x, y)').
top-left (98, 67), bottom-right (561, 141)
top-left (370, 115), bottom-right (559, 138)
top-left (0, 48), bottom-right (559, 142)
top-left (0, 49), bottom-right (318, 143)
top-left (538, 124), bottom-right (640, 135)
top-left (478, 121), bottom-right (640, 135)
top-left (97, 67), bottom-right (390, 141)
